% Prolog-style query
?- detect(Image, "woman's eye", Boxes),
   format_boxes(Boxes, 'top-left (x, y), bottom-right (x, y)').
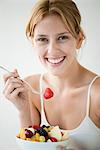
top-left (36, 38), bottom-right (48, 43)
top-left (58, 35), bottom-right (68, 41)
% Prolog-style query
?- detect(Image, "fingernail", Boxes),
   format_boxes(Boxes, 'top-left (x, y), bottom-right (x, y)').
top-left (56, 145), bottom-right (63, 150)
top-left (14, 69), bottom-right (18, 73)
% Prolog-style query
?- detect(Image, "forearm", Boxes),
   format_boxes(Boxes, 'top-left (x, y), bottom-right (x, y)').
top-left (18, 110), bottom-right (32, 128)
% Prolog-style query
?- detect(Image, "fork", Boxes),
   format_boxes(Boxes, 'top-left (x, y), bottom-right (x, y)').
top-left (0, 65), bottom-right (40, 95)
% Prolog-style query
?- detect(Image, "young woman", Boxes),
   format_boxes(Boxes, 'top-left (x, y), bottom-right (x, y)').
top-left (3, 0), bottom-right (100, 150)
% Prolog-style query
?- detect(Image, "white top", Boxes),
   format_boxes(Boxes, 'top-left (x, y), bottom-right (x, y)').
top-left (39, 75), bottom-right (100, 150)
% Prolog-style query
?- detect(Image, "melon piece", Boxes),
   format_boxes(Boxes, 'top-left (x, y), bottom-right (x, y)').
top-left (61, 131), bottom-right (69, 141)
top-left (48, 126), bottom-right (62, 141)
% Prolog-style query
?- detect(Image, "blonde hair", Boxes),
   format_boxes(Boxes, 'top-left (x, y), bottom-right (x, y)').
top-left (26, 0), bottom-right (85, 40)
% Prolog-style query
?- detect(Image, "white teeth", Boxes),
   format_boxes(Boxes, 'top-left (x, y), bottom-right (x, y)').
top-left (47, 57), bottom-right (65, 64)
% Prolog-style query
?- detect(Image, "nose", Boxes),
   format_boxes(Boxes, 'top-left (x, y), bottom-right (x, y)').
top-left (47, 39), bottom-right (58, 53)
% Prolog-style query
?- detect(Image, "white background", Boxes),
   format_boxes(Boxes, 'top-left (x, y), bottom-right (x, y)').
top-left (0, 0), bottom-right (100, 150)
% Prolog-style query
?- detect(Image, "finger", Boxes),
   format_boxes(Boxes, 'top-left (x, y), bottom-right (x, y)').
top-left (4, 82), bottom-right (23, 93)
top-left (3, 76), bottom-right (26, 96)
top-left (3, 69), bottom-right (19, 83)
top-left (5, 77), bottom-right (23, 86)
top-left (10, 69), bottom-right (19, 77)
top-left (10, 86), bottom-right (26, 99)
top-left (3, 82), bottom-right (24, 97)
top-left (4, 77), bottom-right (24, 90)
top-left (56, 145), bottom-right (66, 150)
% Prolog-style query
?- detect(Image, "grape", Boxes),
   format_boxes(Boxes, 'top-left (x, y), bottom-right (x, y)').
top-left (25, 129), bottom-right (33, 138)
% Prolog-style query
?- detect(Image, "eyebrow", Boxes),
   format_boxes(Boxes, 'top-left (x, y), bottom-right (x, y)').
top-left (57, 32), bottom-right (70, 36)
top-left (36, 32), bottom-right (70, 37)
top-left (36, 34), bottom-right (47, 37)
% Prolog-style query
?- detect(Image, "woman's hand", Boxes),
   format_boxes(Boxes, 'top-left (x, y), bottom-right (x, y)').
top-left (56, 146), bottom-right (66, 150)
top-left (56, 145), bottom-right (74, 150)
top-left (3, 69), bottom-right (30, 112)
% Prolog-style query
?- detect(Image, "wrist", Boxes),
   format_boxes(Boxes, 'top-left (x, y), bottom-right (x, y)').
top-left (18, 109), bottom-right (32, 128)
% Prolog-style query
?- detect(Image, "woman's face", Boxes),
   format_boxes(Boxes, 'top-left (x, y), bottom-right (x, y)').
top-left (33, 14), bottom-right (81, 75)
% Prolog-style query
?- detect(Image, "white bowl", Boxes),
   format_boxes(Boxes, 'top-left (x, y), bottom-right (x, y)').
top-left (16, 137), bottom-right (69, 150)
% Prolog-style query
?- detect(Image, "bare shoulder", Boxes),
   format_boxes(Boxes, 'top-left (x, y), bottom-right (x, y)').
top-left (92, 76), bottom-right (100, 121)
top-left (24, 73), bottom-right (41, 90)
top-left (92, 76), bottom-right (100, 98)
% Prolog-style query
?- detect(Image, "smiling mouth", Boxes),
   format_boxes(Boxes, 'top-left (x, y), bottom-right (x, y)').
top-left (46, 56), bottom-right (66, 65)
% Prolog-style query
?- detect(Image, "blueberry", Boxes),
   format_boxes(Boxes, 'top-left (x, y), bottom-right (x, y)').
top-left (46, 126), bottom-right (50, 128)
top-left (39, 128), bottom-right (48, 137)
top-left (41, 125), bottom-right (47, 128)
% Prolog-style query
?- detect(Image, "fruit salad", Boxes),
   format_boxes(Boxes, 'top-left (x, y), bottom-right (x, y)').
top-left (16, 125), bottom-right (69, 142)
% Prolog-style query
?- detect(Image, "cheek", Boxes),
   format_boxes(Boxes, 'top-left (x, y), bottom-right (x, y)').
top-left (62, 43), bottom-right (76, 56)
top-left (38, 45), bottom-right (48, 58)
top-left (35, 47), bottom-right (46, 63)
top-left (35, 43), bottom-right (47, 51)
top-left (34, 45), bottom-right (44, 55)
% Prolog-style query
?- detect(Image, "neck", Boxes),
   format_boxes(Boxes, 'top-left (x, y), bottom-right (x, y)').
top-left (46, 62), bottom-right (83, 90)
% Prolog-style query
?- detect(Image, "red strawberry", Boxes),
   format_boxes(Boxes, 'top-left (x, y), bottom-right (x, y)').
top-left (32, 125), bottom-right (40, 130)
top-left (50, 137), bottom-right (58, 142)
top-left (43, 88), bottom-right (54, 99)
